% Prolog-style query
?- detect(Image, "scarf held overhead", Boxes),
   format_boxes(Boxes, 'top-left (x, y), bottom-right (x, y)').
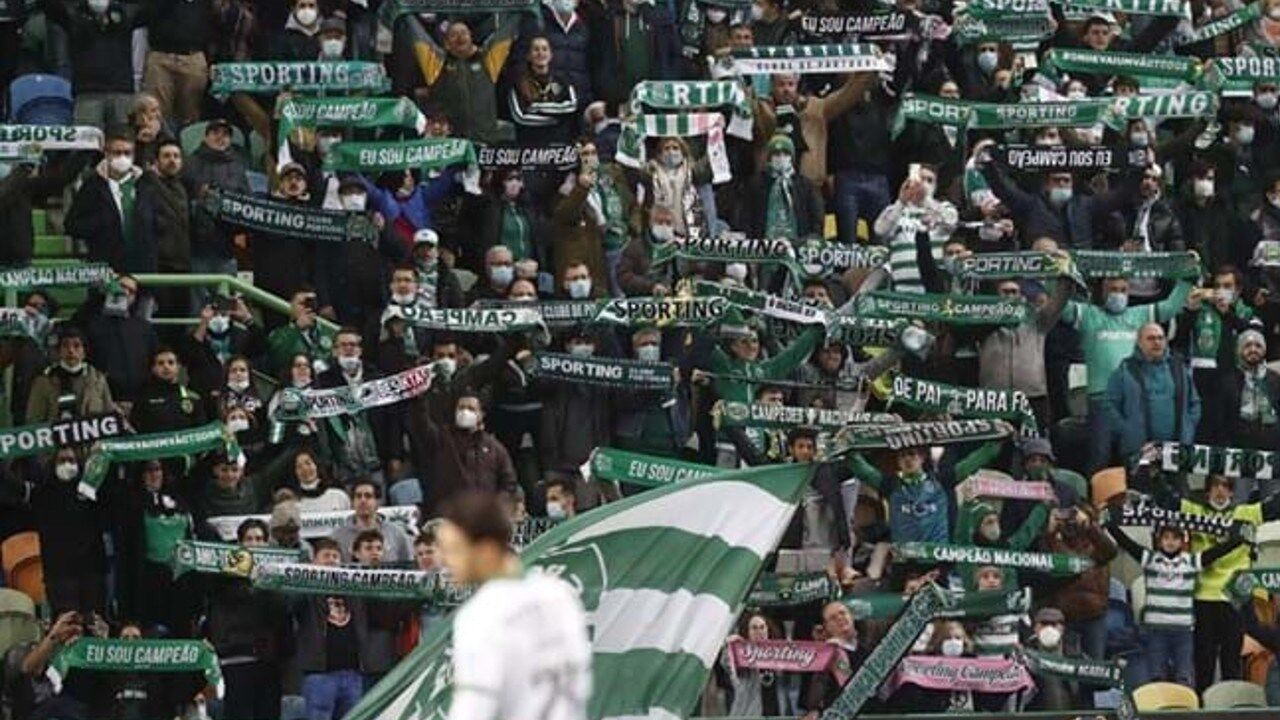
top-left (204, 189), bottom-right (378, 243)
top-left (209, 62), bottom-right (389, 98)
top-left (615, 112), bottom-right (733, 182)
top-left (253, 562), bottom-right (450, 600)
top-left (48, 639), bottom-right (223, 698)
top-left (0, 414), bottom-right (124, 460)
top-left (80, 422), bottom-right (238, 501)
top-left (1161, 442), bottom-right (1279, 479)
top-left (728, 43), bottom-right (892, 75)
top-left (170, 540), bottom-right (305, 578)
top-left (890, 375), bottom-right (1039, 435)
top-left (885, 656), bottom-right (1035, 695)
top-left (271, 364), bottom-right (433, 421)
top-left (586, 447), bottom-right (723, 488)
top-left (855, 291), bottom-right (1030, 326)
top-left (206, 505), bottom-right (420, 541)
top-left (894, 542), bottom-right (1094, 574)
top-left (0, 262), bottom-right (115, 289)
top-left (832, 419), bottom-right (1015, 452)
top-left (531, 352), bottom-right (675, 392)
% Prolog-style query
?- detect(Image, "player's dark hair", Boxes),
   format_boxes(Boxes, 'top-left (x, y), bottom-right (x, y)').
top-left (443, 491), bottom-right (512, 547)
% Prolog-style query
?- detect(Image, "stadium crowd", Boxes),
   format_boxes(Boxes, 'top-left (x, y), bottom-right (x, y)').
top-left (5, 0), bottom-right (1280, 717)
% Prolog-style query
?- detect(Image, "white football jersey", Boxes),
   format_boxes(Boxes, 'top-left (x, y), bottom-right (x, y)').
top-left (448, 572), bottom-right (592, 720)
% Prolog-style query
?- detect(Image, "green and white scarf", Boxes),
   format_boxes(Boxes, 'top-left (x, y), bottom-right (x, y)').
top-left (586, 447), bottom-right (723, 488)
top-left (1017, 646), bottom-right (1137, 720)
top-left (474, 299), bottom-right (599, 329)
top-left (831, 419), bottom-right (1015, 452)
top-left (694, 281), bottom-right (828, 327)
top-left (0, 414), bottom-right (125, 460)
top-left (955, 251), bottom-right (1081, 286)
top-left (322, 138), bottom-right (477, 175)
top-left (511, 517), bottom-right (559, 550)
top-left (798, 11), bottom-right (918, 40)
top-left (952, 13), bottom-right (1056, 44)
top-left (1161, 442), bottom-right (1280, 480)
top-left (890, 94), bottom-right (978, 139)
top-left (80, 422), bottom-right (238, 501)
top-left (1072, 250), bottom-right (1200, 280)
top-left (826, 314), bottom-right (908, 346)
top-left (204, 189), bottom-right (377, 243)
top-left (652, 231), bottom-right (798, 269)
top-left (965, 98), bottom-right (1113, 130)
top-left (1114, 498), bottom-right (1242, 538)
top-left (594, 295), bottom-right (731, 327)
top-left (628, 81), bottom-right (754, 140)
top-left (0, 125), bottom-right (103, 157)
top-left (1058, 0), bottom-right (1190, 17)
top-left (170, 540), bottom-right (305, 578)
top-left (995, 144), bottom-right (1146, 172)
top-left (476, 143), bottom-right (580, 171)
top-left (48, 639), bottom-right (224, 698)
top-left (401, 306), bottom-right (546, 335)
top-left (1179, 3), bottom-right (1261, 46)
top-left (844, 587), bottom-right (1032, 620)
top-left (1204, 55), bottom-right (1280, 97)
top-left (1105, 91), bottom-right (1219, 130)
top-left (889, 375), bottom-right (1039, 436)
top-left (794, 239), bottom-right (889, 276)
top-left (272, 364), bottom-right (433, 421)
top-left (0, 262), bottom-right (115, 290)
top-left (1227, 567), bottom-right (1280, 605)
top-left (531, 352), bottom-right (675, 392)
top-left (714, 400), bottom-right (900, 431)
top-left (209, 62), bottom-right (389, 99)
top-left (748, 572), bottom-right (839, 608)
top-left (276, 96), bottom-right (426, 167)
top-left (728, 43), bottom-right (891, 75)
top-left (253, 562), bottom-right (447, 600)
top-left (1043, 48), bottom-right (1202, 84)
top-left (895, 542), bottom-right (1094, 575)
top-left (855, 291), bottom-right (1030, 326)
top-left (0, 307), bottom-right (49, 342)
top-left (615, 112), bottom-right (732, 183)
top-left (207, 505), bottom-right (420, 542)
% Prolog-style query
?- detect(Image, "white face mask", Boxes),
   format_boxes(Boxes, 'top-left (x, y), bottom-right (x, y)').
top-left (636, 344), bottom-right (661, 363)
top-left (338, 355), bottom-right (361, 373)
top-left (568, 343), bottom-right (595, 357)
top-left (651, 225), bottom-right (674, 243)
top-left (769, 155), bottom-right (792, 174)
top-left (662, 150), bottom-right (684, 169)
top-left (1194, 178), bottom-right (1215, 199)
top-left (750, 2), bottom-right (764, 20)
top-left (1066, 89), bottom-right (1087, 100)
top-left (1209, 496), bottom-right (1232, 511)
top-left (321, 38), bottom-right (345, 57)
top-left (341, 194), bottom-right (366, 212)
top-left (1215, 288), bottom-right (1236, 305)
top-left (392, 292), bottom-right (416, 304)
top-left (295, 6), bottom-right (318, 25)
top-left (1259, 92), bottom-right (1279, 111)
top-left (228, 417), bottom-right (251, 434)
top-left (489, 265), bottom-right (514, 287)
top-left (109, 154), bottom-right (133, 175)
top-left (434, 357), bottom-right (457, 376)
top-left (227, 378), bottom-right (250, 392)
top-left (455, 408), bottom-right (479, 430)
top-left (1037, 626), bottom-right (1062, 649)
top-left (1235, 125), bottom-right (1256, 145)
top-left (979, 523), bottom-right (1001, 542)
top-left (60, 360), bottom-right (84, 374)
top-left (55, 462), bottom-right (79, 481)
top-left (705, 7), bottom-right (727, 22)
top-left (318, 135), bottom-right (340, 154)
top-left (208, 314), bottom-right (230, 335)
top-left (941, 638), bottom-right (965, 657)
top-left (568, 278), bottom-right (592, 299)
top-left (1129, 132), bottom-right (1149, 148)
top-left (977, 49), bottom-right (998, 74)
top-left (545, 500), bottom-right (567, 520)
top-left (726, 263), bottom-right (748, 281)
top-left (87, 0), bottom-right (109, 12)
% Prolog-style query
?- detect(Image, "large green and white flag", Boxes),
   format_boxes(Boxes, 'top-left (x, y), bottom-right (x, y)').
top-left (345, 462), bottom-right (813, 720)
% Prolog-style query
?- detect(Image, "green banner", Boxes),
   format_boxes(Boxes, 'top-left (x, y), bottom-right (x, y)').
top-left (170, 540), bottom-right (305, 578)
top-left (955, 250), bottom-right (1079, 284)
top-left (80, 422), bottom-right (238, 501)
top-left (1044, 48), bottom-right (1202, 83)
top-left (894, 542), bottom-right (1094, 575)
top-left (826, 314), bottom-right (909, 346)
top-left (844, 587), bottom-right (1032, 620)
top-left (794, 239), bottom-right (889, 276)
top-left (1059, 0), bottom-right (1191, 17)
top-left (48, 639), bottom-right (223, 697)
top-left (953, 13), bottom-right (1056, 44)
top-left (652, 233), bottom-right (800, 272)
top-left (891, 94), bottom-right (978, 139)
top-left (965, 99), bottom-right (1113, 130)
top-left (1179, 3), bottom-right (1261, 46)
top-left (1205, 55), bottom-right (1280, 97)
top-left (1104, 92), bottom-right (1219, 130)
top-left (855, 291), bottom-right (1030, 326)
top-left (587, 447), bottom-right (724, 488)
top-left (277, 96), bottom-right (425, 155)
top-left (531, 352), bottom-right (675, 392)
top-left (204, 189), bottom-right (377, 243)
top-left (209, 62), bottom-right (389, 98)
top-left (1018, 647), bottom-right (1124, 685)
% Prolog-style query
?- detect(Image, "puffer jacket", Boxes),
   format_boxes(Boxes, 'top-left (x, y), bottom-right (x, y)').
top-left (1041, 520), bottom-right (1118, 622)
top-left (184, 143), bottom-right (251, 260)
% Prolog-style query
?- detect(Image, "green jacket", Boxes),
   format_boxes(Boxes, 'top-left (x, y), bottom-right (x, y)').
top-left (710, 326), bottom-right (823, 404)
top-left (266, 323), bottom-right (336, 377)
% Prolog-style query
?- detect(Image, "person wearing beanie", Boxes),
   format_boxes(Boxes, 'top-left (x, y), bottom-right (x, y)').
top-left (1200, 321), bottom-right (1280, 456)
top-left (739, 133), bottom-right (823, 241)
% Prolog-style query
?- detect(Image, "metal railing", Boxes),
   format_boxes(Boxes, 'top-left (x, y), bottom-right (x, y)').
top-left (131, 273), bottom-right (340, 332)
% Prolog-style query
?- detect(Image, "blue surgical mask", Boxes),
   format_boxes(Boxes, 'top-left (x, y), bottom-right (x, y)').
top-left (489, 265), bottom-right (514, 287)
top-left (636, 344), bottom-right (661, 362)
top-left (1105, 292), bottom-right (1129, 314)
top-left (568, 278), bottom-right (592, 299)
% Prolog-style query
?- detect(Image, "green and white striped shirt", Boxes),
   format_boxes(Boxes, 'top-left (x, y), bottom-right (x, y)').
top-left (1141, 550), bottom-right (1200, 629)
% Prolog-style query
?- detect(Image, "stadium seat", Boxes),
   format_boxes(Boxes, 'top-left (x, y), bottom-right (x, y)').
top-left (1, 533), bottom-right (44, 606)
top-left (1091, 467), bottom-right (1127, 508)
top-left (1202, 680), bottom-right (1267, 709)
top-left (389, 478), bottom-right (423, 507)
top-left (7, 74), bottom-right (74, 125)
top-left (1133, 682), bottom-right (1200, 711)
top-left (0, 589), bottom-right (39, 659)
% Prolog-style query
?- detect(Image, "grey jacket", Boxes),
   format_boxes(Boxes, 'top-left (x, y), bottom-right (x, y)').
top-left (331, 518), bottom-right (414, 564)
top-left (977, 277), bottom-right (1072, 398)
